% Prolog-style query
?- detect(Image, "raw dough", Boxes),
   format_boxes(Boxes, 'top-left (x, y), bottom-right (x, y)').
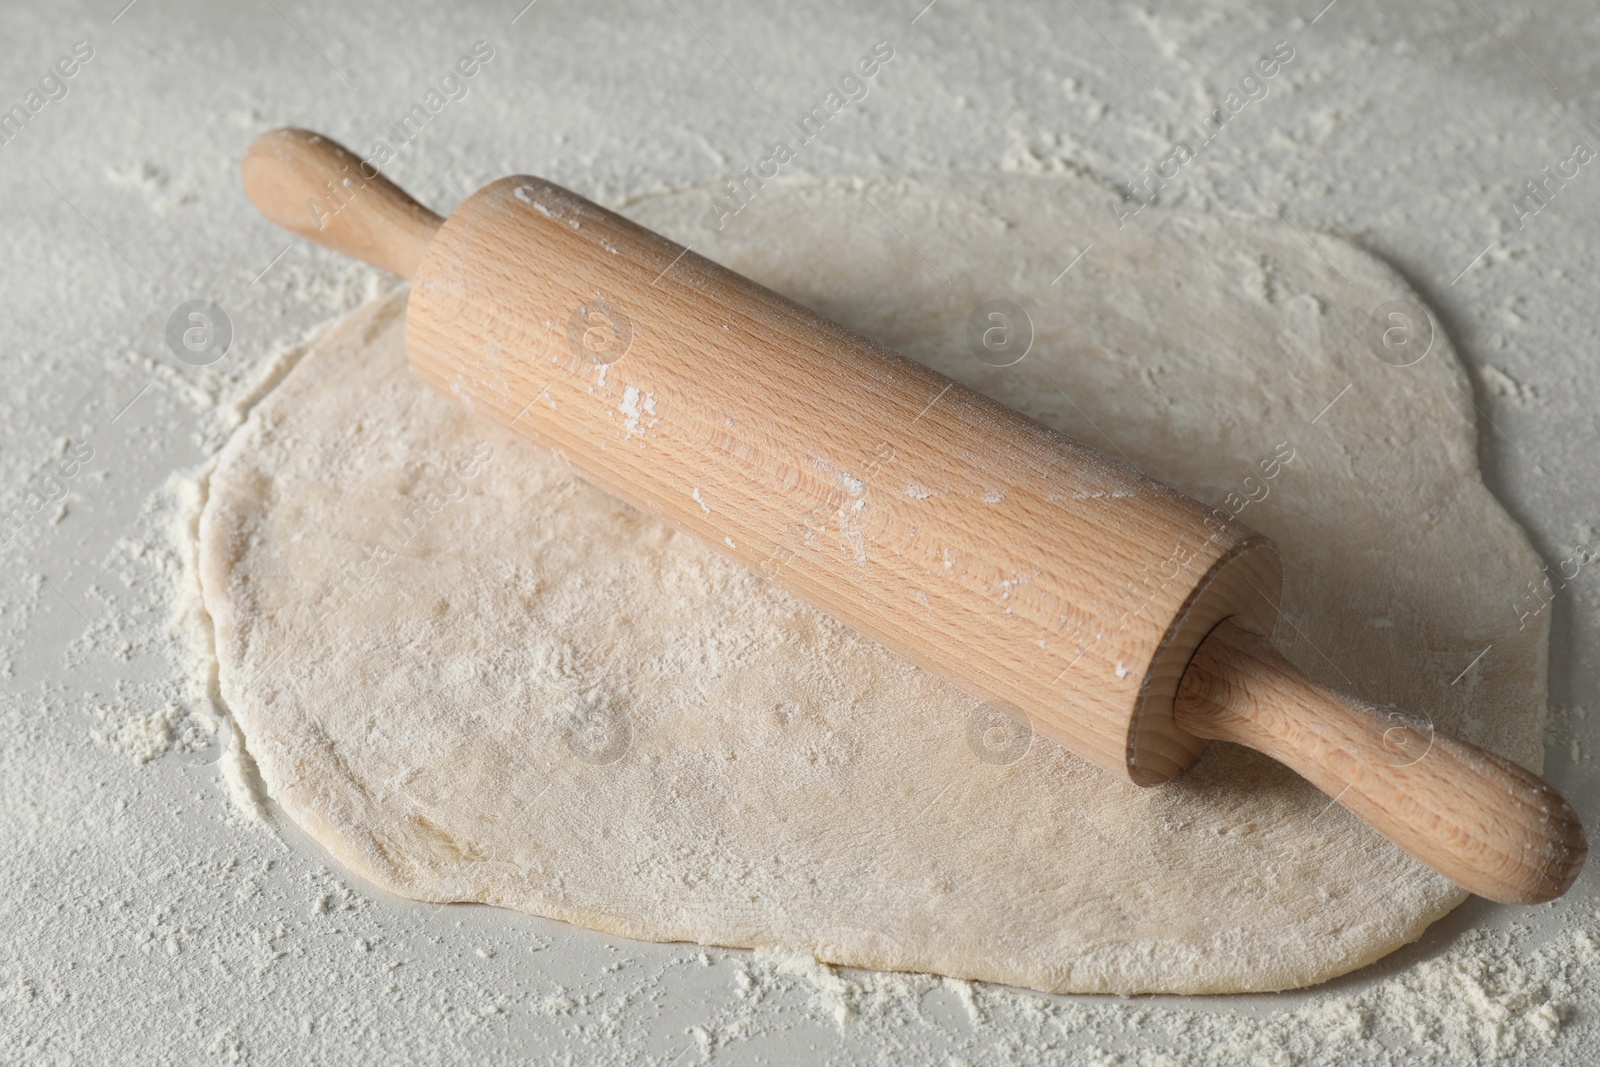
top-left (197, 176), bottom-right (1547, 995)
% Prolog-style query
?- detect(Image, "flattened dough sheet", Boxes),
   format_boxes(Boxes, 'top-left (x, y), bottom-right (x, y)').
top-left (198, 176), bottom-right (1546, 994)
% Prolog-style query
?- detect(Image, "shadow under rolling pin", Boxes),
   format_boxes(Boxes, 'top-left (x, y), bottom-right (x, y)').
top-left (240, 127), bottom-right (1586, 906)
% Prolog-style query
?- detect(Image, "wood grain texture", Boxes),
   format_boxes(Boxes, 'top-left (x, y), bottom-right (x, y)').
top-left (406, 174), bottom-right (1282, 783)
top-left (241, 127), bottom-right (441, 278)
top-left (1175, 618), bottom-right (1587, 903)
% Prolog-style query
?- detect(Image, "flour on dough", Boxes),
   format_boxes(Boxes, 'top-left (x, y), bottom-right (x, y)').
top-left (196, 176), bottom-right (1547, 995)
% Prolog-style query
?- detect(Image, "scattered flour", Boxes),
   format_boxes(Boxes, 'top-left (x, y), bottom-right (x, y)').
top-left (619, 384), bottom-right (657, 438)
top-left (450, 907), bottom-right (1600, 1065)
top-left (2, 0), bottom-right (1596, 1062)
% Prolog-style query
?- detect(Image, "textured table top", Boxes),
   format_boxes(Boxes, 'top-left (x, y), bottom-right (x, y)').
top-left (2, 1), bottom-right (1596, 1063)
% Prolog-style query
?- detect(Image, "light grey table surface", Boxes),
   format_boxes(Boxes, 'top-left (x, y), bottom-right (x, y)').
top-left (2, 0), bottom-right (1596, 1063)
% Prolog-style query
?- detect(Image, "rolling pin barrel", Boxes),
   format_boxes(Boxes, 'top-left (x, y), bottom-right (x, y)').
top-left (241, 128), bottom-right (1585, 905)
top-left (406, 172), bottom-right (1283, 787)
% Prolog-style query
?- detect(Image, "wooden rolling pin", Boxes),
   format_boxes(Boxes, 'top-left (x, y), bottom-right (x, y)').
top-left (241, 128), bottom-right (1586, 905)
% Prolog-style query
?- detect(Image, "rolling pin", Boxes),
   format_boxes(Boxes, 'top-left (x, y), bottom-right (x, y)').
top-left (241, 127), bottom-right (1586, 905)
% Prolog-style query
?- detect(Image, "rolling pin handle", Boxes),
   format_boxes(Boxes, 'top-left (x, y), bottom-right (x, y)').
top-left (240, 128), bottom-right (442, 279)
top-left (1175, 617), bottom-right (1587, 904)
